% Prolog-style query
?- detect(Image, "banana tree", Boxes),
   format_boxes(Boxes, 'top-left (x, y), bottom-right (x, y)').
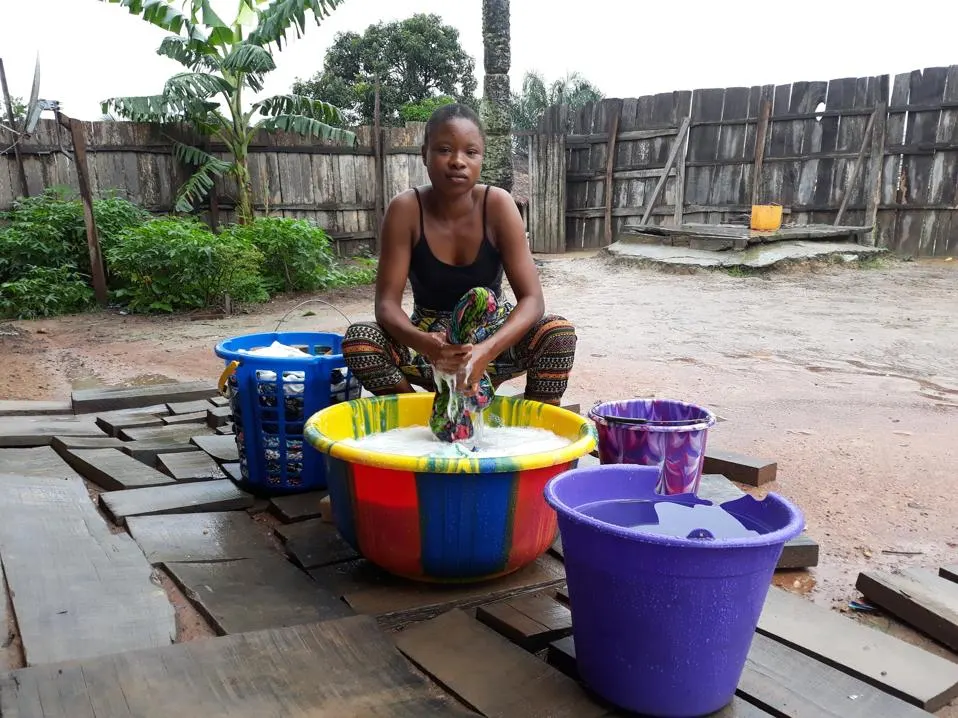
top-left (100, 0), bottom-right (355, 224)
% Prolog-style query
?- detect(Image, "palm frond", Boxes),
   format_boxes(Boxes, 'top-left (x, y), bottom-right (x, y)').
top-left (254, 94), bottom-right (342, 124)
top-left (101, 94), bottom-right (182, 123)
top-left (256, 114), bottom-right (356, 144)
top-left (99, 0), bottom-right (209, 47)
top-left (245, 0), bottom-right (343, 50)
top-left (183, 0), bottom-right (232, 45)
top-left (171, 142), bottom-right (232, 213)
top-left (164, 72), bottom-right (234, 101)
top-left (222, 44), bottom-right (276, 92)
top-left (157, 36), bottom-right (219, 71)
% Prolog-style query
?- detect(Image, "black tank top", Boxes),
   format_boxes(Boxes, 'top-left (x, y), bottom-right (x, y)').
top-left (408, 186), bottom-right (504, 312)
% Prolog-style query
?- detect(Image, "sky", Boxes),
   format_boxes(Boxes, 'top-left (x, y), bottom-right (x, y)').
top-left (1, 0), bottom-right (957, 121)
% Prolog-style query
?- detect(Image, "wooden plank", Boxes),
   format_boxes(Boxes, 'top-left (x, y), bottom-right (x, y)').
top-left (750, 99), bottom-right (772, 206)
top-left (205, 405), bottom-right (231, 428)
top-left (0, 615), bottom-right (474, 718)
top-left (209, 395), bottom-right (229, 407)
top-left (477, 593), bottom-right (573, 651)
top-left (164, 557), bottom-right (353, 635)
top-left (156, 451), bottom-right (226, 481)
top-left (856, 569), bottom-right (958, 651)
top-left (99, 479), bottom-right (255, 526)
top-left (566, 127), bottom-right (678, 144)
top-left (161, 411), bottom-right (206, 426)
top-left (118, 423), bottom-right (214, 443)
top-left (72, 381), bottom-right (217, 413)
top-left (117, 438), bottom-right (198, 465)
top-left (940, 565), bottom-right (958, 583)
top-left (546, 636), bottom-right (772, 717)
top-left (603, 102), bottom-right (622, 244)
top-left (95, 408), bottom-right (166, 437)
top-left (702, 448), bottom-right (777, 486)
top-left (864, 101), bottom-right (889, 241)
top-left (639, 116), bottom-right (692, 225)
top-left (395, 609), bottom-right (606, 718)
top-left (126, 511), bottom-right (276, 564)
top-left (62, 448), bottom-right (176, 490)
top-left (190, 434), bottom-right (239, 462)
top-left (835, 108), bottom-right (878, 225)
top-left (50, 435), bottom-right (126, 457)
top-left (0, 400), bottom-right (73, 417)
top-left (673, 116), bottom-right (690, 225)
top-left (165, 399), bottom-right (213, 415)
top-left (0, 415), bottom-right (104, 448)
top-left (757, 586), bottom-right (958, 711)
top-left (310, 553), bottom-right (566, 630)
top-left (269, 490), bottom-right (329, 522)
top-left (274, 518), bottom-right (359, 569)
top-left (0, 473), bottom-right (175, 666)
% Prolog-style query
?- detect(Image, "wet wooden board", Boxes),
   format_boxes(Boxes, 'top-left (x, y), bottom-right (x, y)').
top-left (215, 422), bottom-right (234, 435)
top-left (166, 399), bottom-right (214, 414)
top-left (161, 411), bottom-right (207, 425)
top-left (50, 435), bottom-right (126, 457)
top-left (940, 565), bottom-right (958, 583)
top-left (757, 586), bottom-right (958, 711)
top-left (269, 490), bottom-right (328, 522)
top-left (0, 415), bottom-right (104, 448)
top-left (0, 472), bottom-right (175, 666)
top-left (0, 615), bottom-right (474, 718)
top-left (118, 423), bottom-right (215, 443)
top-left (99, 479), bottom-right (255, 525)
top-left (190, 434), bottom-right (239, 462)
top-left (72, 381), bottom-right (218, 413)
top-left (62, 448), bottom-right (177, 491)
top-left (95, 408), bottom-right (166, 437)
top-left (156, 451), bottom-right (226, 481)
top-left (164, 557), bottom-right (353, 635)
top-left (740, 632), bottom-right (934, 717)
top-left (126, 511), bottom-right (276, 564)
top-left (0, 399), bottom-right (73, 417)
top-left (274, 518), bottom-right (358, 569)
top-left (0, 561), bottom-right (12, 670)
top-left (476, 592), bottom-right (573, 651)
top-left (206, 405), bottom-right (231, 428)
top-left (703, 449), bottom-right (777, 486)
top-left (697, 475), bottom-right (819, 569)
top-left (546, 636), bottom-right (771, 717)
top-left (209, 394), bottom-right (229, 407)
top-left (310, 554), bottom-right (566, 630)
top-left (856, 569), bottom-right (958, 651)
top-left (396, 608), bottom-right (605, 718)
top-left (221, 461), bottom-right (243, 481)
top-left (117, 438), bottom-right (197, 465)
top-left (0, 446), bottom-right (85, 479)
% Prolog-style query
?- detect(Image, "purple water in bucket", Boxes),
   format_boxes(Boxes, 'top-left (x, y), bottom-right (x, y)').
top-left (589, 398), bottom-right (716, 495)
top-left (544, 464), bottom-right (804, 717)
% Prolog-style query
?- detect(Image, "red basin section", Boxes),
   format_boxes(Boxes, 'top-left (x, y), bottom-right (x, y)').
top-left (325, 456), bottom-right (574, 581)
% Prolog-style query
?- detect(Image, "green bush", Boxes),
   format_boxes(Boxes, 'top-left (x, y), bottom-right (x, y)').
top-left (219, 217), bottom-right (338, 294)
top-left (108, 218), bottom-right (267, 313)
top-left (400, 95), bottom-right (456, 123)
top-left (0, 266), bottom-right (96, 319)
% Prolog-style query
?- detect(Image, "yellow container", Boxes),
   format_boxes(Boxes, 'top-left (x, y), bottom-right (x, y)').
top-left (750, 204), bottom-right (783, 231)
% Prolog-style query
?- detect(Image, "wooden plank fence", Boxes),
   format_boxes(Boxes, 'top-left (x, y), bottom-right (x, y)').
top-left (0, 119), bottom-right (431, 257)
top-left (529, 65), bottom-right (958, 257)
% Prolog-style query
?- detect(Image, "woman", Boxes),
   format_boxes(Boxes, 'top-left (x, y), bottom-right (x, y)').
top-left (342, 103), bottom-right (577, 441)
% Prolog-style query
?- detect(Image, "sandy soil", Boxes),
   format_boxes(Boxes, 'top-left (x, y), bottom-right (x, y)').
top-left (1, 253), bottom-right (957, 707)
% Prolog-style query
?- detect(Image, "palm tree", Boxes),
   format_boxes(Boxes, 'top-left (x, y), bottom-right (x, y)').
top-left (512, 70), bottom-right (603, 147)
top-left (100, 0), bottom-right (355, 224)
top-left (479, 0), bottom-right (512, 193)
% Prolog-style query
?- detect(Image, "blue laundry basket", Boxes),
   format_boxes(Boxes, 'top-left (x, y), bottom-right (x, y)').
top-left (215, 331), bottom-right (361, 495)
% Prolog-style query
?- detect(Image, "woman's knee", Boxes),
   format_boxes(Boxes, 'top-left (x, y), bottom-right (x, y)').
top-left (342, 322), bottom-right (390, 365)
top-left (533, 315), bottom-right (577, 356)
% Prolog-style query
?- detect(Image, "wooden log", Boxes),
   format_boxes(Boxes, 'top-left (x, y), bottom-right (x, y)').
top-left (395, 609), bottom-right (606, 718)
top-left (373, 78), bottom-right (384, 253)
top-left (702, 449), bottom-right (777, 486)
top-left (639, 115), bottom-right (692, 225)
top-left (835, 107), bottom-right (878, 225)
top-left (476, 592), bottom-right (573, 651)
top-left (856, 569), bottom-right (958, 651)
top-left (62, 448), bottom-right (176, 490)
top-left (603, 101), bottom-right (622, 244)
top-left (750, 99), bottom-right (772, 206)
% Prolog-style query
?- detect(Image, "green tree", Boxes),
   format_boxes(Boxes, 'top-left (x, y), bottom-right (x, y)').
top-left (511, 70), bottom-right (603, 150)
top-left (479, 0), bottom-right (512, 192)
top-left (399, 95), bottom-right (455, 123)
top-left (1, 96), bottom-right (27, 127)
top-left (100, 0), bottom-right (355, 224)
top-left (292, 14), bottom-right (477, 127)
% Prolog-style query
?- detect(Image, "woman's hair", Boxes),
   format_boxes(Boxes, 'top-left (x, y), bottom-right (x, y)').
top-left (423, 103), bottom-right (484, 145)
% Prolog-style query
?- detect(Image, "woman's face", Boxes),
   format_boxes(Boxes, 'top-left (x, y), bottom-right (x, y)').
top-left (422, 118), bottom-right (484, 195)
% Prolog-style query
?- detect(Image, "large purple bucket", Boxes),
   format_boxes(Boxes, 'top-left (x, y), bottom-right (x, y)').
top-left (544, 464), bottom-right (803, 717)
top-left (589, 398), bottom-right (716, 494)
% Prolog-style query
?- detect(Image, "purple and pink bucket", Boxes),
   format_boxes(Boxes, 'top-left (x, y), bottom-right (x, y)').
top-left (589, 398), bottom-right (717, 494)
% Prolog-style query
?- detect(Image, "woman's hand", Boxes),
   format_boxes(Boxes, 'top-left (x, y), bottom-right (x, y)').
top-left (422, 333), bottom-right (472, 375)
top-left (459, 341), bottom-right (496, 396)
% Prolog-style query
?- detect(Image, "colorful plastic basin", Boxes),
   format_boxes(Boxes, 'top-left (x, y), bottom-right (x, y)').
top-left (304, 393), bottom-right (597, 582)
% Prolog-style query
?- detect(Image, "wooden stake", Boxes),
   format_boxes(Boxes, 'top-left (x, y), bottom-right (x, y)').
top-left (58, 114), bottom-right (108, 306)
top-left (750, 98), bottom-right (772, 207)
top-left (0, 58), bottom-right (29, 198)
top-left (863, 101), bottom-right (888, 244)
top-left (640, 115), bottom-right (691, 225)
top-left (672, 119), bottom-right (690, 226)
top-left (602, 102), bottom-right (621, 244)
top-left (373, 77), bottom-right (384, 254)
top-left (834, 107), bottom-right (878, 226)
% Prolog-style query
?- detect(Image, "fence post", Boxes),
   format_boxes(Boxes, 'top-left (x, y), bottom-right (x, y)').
top-left (528, 105), bottom-right (567, 253)
top-left (373, 78), bottom-right (384, 254)
top-left (0, 58), bottom-right (28, 198)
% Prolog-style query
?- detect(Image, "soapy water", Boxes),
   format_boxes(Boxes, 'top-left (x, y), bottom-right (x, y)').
top-left (340, 423), bottom-right (571, 459)
top-left (576, 498), bottom-right (769, 540)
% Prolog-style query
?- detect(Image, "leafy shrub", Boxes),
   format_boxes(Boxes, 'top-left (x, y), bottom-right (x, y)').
top-left (0, 266), bottom-right (96, 319)
top-left (94, 194), bottom-right (152, 251)
top-left (219, 217), bottom-right (337, 295)
top-left (108, 218), bottom-right (267, 313)
top-left (400, 95), bottom-right (456, 123)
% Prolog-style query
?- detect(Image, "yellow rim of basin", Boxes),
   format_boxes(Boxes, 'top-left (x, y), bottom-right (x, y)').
top-left (304, 393), bottom-right (597, 475)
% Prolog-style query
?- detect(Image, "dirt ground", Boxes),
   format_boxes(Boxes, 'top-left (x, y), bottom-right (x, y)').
top-left (1, 251), bottom-right (957, 697)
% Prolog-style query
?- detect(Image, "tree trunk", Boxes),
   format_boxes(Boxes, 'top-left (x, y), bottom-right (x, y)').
top-left (234, 154), bottom-right (254, 225)
top-left (480, 0), bottom-right (513, 193)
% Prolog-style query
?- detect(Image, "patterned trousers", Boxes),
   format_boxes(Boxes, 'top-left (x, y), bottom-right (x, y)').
top-left (342, 294), bottom-right (578, 405)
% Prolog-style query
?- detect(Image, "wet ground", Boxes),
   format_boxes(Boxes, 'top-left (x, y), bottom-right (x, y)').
top-left (1, 252), bottom-right (957, 682)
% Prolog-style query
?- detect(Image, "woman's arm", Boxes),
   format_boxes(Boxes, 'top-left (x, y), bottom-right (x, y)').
top-left (466, 187), bottom-right (545, 385)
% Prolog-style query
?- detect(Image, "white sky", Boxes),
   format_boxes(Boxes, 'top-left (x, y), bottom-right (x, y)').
top-left (1, 0), bottom-right (957, 120)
